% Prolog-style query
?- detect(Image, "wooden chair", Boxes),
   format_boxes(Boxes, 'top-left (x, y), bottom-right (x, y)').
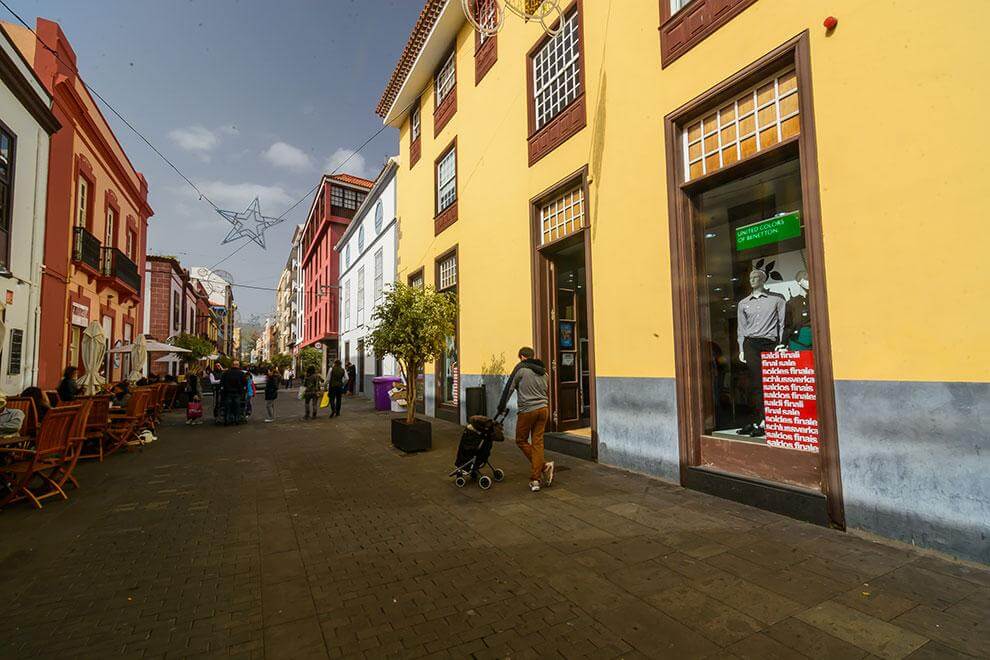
top-left (46, 390), bottom-right (60, 406)
top-left (106, 389), bottom-right (151, 456)
top-left (0, 405), bottom-right (79, 510)
top-left (162, 382), bottom-right (179, 411)
top-left (4, 397), bottom-right (39, 437)
top-left (52, 398), bottom-right (92, 490)
top-left (77, 395), bottom-right (112, 462)
top-left (148, 383), bottom-right (167, 429)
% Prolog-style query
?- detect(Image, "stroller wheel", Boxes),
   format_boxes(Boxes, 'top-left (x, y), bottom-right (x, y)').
top-left (454, 476), bottom-right (467, 488)
top-left (492, 468), bottom-right (505, 482)
top-left (478, 475), bottom-right (493, 490)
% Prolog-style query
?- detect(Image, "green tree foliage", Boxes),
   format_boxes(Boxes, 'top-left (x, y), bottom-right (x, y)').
top-left (297, 347), bottom-right (323, 376)
top-left (368, 283), bottom-right (456, 424)
top-left (171, 333), bottom-right (217, 368)
top-left (270, 353), bottom-right (293, 371)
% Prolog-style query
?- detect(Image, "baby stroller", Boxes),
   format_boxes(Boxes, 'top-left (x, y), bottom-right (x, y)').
top-left (450, 414), bottom-right (506, 490)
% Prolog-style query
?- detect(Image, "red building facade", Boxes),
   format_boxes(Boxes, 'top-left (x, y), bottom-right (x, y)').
top-left (299, 173), bottom-right (373, 355)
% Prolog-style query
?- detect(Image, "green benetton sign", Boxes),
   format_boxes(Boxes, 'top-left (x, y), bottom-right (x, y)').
top-left (735, 211), bottom-right (802, 251)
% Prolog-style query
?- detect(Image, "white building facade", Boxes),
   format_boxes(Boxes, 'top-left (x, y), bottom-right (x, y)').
top-left (0, 25), bottom-right (59, 394)
top-left (336, 159), bottom-right (399, 395)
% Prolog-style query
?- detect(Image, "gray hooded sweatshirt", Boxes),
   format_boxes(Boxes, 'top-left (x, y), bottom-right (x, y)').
top-left (497, 359), bottom-right (549, 414)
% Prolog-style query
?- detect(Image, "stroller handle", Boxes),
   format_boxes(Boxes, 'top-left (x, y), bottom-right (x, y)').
top-left (493, 409), bottom-right (509, 423)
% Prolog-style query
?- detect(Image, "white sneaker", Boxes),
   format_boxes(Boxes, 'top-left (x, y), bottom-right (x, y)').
top-left (264, 418), bottom-right (273, 423)
top-left (542, 461), bottom-right (555, 487)
top-left (529, 480), bottom-right (541, 492)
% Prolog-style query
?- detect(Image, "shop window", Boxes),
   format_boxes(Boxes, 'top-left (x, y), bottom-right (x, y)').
top-left (684, 68), bottom-right (799, 181)
top-left (0, 126), bottom-right (13, 270)
top-left (540, 185), bottom-right (585, 246)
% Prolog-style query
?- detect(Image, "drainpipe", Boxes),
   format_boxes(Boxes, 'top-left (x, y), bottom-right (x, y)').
top-left (26, 127), bottom-right (46, 388)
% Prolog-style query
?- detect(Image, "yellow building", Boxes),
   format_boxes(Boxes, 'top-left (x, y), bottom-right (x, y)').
top-left (377, 0), bottom-right (989, 563)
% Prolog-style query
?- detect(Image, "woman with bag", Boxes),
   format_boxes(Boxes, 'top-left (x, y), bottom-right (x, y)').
top-left (302, 366), bottom-right (322, 420)
top-left (185, 371), bottom-right (203, 425)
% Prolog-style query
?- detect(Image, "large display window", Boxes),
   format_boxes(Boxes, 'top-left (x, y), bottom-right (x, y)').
top-left (665, 34), bottom-right (844, 528)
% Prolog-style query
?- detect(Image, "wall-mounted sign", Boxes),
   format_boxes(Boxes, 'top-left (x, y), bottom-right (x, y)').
top-left (71, 302), bottom-right (89, 327)
top-left (4, 290), bottom-right (12, 304)
top-left (736, 211), bottom-right (802, 251)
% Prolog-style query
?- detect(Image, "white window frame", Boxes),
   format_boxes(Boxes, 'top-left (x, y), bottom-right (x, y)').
top-left (345, 244), bottom-right (351, 268)
top-left (105, 206), bottom-right (115, 247)
top-left (670, 0), bottom-right (692, 15)
top-left (76, 177), bottom-right (88, 228)
top-left (540, 185), bottom-right (585, 246)
top-left (374, 248), bottom-right (383, 303)
top-left (532, 8), bottom-right (581, 131)
top-left (436, 147), bottom-right (457, 214)
top-left (439, 254), bottom-right (457, 291)
top-left (358, 225), bottom-right (365, 253)
top-left (374, 201), bottom-right (383, 234)
top-left (410, 105), bottom-right (421, 142)
top-left (435, 51), bottom-right (456, 105)
top-left (357, 266), bottom-right (365, 325)
top-left (343, 279), bottom-right (350, 331)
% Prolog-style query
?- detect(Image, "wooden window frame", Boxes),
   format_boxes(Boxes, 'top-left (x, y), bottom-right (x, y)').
top-left (659, 0), bottom-right (758, 68)
top-left (526, 0), bottom-right (587, 166)
top-left (663, 32), bottom-right (844, 528)
top-left (0, 120), bottom-right (15, 271)
top-left (434, 244), bottom-right (460, 424)
top-left (103, 192), bottom-right (120, 249)
top-left (474, 3), bottom-right (498, 85)
top-left (434, 137), bottom-right (458, 235)
top-left (434, 48), bottom-right (458, 137)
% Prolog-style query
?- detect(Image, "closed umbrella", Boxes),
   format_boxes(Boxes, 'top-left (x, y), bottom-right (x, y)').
top-left (129, 333), bottom-right (148, 383)
top-left (79, 321), bottom-right (107, 395)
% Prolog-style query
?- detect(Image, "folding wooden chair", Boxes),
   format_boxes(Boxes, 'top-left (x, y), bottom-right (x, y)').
top-left (162, 382), bottom-right (179, 411)
top-left (0, 405), bottom-right (79, 510)
top-left (76, 395), bottom-right (113, 462)
top-left (51, 398), bottom-right (92, 490)
top-left (106, 389), bottom-right (151, 456)
top-left (4, 397), bottom-right (39, 437)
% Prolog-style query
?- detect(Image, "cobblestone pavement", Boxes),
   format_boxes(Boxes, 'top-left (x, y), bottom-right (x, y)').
top-left (1, 394), bottom-right (987, 660)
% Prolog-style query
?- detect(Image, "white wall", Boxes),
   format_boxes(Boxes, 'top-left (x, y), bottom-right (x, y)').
top-left (0, 33), bottom-right (52, 395)
top-left (337, 164), bottom-right (399, 388)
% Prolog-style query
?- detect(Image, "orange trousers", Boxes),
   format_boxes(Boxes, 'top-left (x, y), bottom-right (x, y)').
top-left (515, 407), bottom-right (549, 481)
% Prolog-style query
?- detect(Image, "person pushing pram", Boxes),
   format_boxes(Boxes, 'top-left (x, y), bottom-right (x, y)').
top-left (497, 347), bottom-right (555, 492)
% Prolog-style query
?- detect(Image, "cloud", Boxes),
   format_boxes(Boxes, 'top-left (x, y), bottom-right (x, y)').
top-left (263, 141), bottom-right (313, 171)
top-left (324, 148), bottom-right (373, 179)
top-left (168, 125), bottom-right (220, 154)
top-left (194, 180), bottom-right (294, 211)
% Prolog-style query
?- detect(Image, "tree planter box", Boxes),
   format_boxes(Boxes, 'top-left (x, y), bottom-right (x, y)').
top-left (391, 418), bottom-right (431, 453)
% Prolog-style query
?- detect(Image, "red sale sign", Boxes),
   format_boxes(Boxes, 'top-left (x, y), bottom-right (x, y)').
top-left (761, 350), bottom-right (819, 452)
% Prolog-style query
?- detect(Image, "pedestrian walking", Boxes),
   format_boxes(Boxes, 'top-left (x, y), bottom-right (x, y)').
top-left (328, 359), bottom-right (346, 417)
top-left (57, 366), bottom-right (80, 403)
top-left (185, 371), bottom-right (203, 425)
top-left (220, 361), bottom-right (247, 425)
top-left (302, 366), bottom-right (323, 420)
top-left (283, 367), bottom-right (293, 389)
top-left (264, 367), bottom-right (281, 422)
top-left (245, 370), bottom-right (256, 419)
top-left (209, 366), bottom-right (223, 419)
top-left (497, 347), bottom-right (554, 492)
top-left (345, 361), bottom-right (357, 397)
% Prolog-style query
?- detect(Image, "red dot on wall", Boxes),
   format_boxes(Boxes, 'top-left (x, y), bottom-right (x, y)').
top-left (823, 16), bottom-right (838, 30)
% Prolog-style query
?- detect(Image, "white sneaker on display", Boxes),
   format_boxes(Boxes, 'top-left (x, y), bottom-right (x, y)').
top-left (529, 480), bottom-right (541, 492)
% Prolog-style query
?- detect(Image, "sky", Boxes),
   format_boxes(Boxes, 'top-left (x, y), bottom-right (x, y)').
top-left (4, 0), bottom-right (423, 321)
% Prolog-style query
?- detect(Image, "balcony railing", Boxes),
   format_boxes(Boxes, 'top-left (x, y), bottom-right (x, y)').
top-left (101, 247), bottom-right (141, 292)
top-left (72, 226), bottom-right (102, 272)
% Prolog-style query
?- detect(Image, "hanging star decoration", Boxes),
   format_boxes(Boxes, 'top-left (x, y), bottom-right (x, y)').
top-left (217, 197), bottom-right (282, 248)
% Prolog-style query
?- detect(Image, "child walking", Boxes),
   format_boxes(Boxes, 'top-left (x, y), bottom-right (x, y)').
top-left (264, 367), bottom-right (281, 422)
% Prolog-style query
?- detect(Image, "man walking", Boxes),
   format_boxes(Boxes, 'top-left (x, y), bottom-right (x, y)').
top-left (345, 360), bottom-right (357, 397)
top-left (302, 366), bottom-right (322, 420)
top-left (497, 347), bottom-right (554, 492)
top-left (220, 361), bottom-right (247, 425)
top-left (327, 359), bottom-right (346, 417)
top-left (264, 367), bottom-right (281, 422)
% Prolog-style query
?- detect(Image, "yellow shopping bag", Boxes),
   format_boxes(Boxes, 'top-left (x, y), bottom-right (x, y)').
top-left (320, 391), bottom-right (330, 408)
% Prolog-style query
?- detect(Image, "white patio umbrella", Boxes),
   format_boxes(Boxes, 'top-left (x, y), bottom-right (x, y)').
top-left (128, 333), bottom-right (148, 383)
top-left (78, 320), bottom-right (107, 395)
top-left (110, 338), bottom-right (191, 354)
top-left (154, 353), bottom-right (185, 365)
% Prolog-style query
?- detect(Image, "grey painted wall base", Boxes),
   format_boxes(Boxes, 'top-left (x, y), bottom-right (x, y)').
top-left (835, 380), bottom-right (989, 564)
top-left (595, 377), bottom-right (681, 484)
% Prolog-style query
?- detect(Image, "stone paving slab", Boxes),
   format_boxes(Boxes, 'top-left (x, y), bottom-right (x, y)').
top-left (0, 394), bottom-right (987, 659)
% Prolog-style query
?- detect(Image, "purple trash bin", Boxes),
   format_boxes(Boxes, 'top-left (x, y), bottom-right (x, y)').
top-left (373, 376), bottom-right (403, 411)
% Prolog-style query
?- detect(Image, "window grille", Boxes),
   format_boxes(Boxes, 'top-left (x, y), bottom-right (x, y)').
top-left (357, 267), bottom-right (365, 324)
top-left (374, 201), bottom-right (383, 233)
top-left (436, 147), bottom-right (457, 213)
top-left (436, 51), bottom-right (456, 104)
top-left (358, 225), bottom-right (365, 253)
top-left (438, 254), bottom-right (457, 291)
top-left (411, 105), bottom-right (421, 141)
top-left (532, 8), bottom-right (581, 131)
top-left (330, 186), bottom-right (343, 207)
top-left (683, 68), bottom-right (800, 181)
top-left (540, 186), bottom-right (585, 245)
top-left (7, 328), bottom-right (23, 375)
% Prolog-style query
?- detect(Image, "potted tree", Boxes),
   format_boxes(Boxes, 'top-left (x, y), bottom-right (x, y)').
top-left (368, 282), bottom-right (456, 452)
